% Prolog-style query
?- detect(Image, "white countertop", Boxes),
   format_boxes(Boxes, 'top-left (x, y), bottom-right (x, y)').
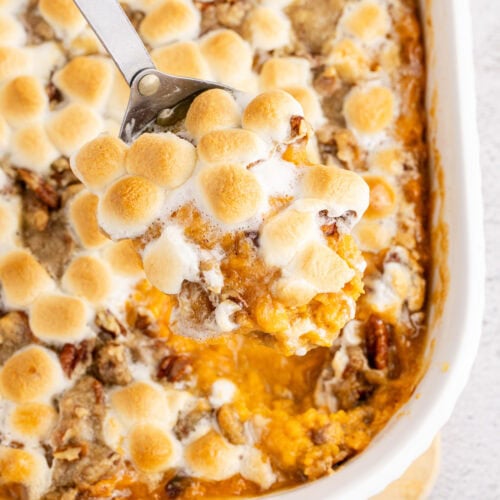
top-left (431, 1), bottom-right (500, 498)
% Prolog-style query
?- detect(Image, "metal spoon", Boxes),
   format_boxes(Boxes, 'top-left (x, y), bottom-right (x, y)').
top-left (73, 0), bottom-right (237, 143)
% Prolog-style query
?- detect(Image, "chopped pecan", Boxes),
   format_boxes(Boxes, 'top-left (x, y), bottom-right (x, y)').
top-left (365, 315), bottom-right (390, 370)
top-left (95, 309), bottom-right (127, 338)
top-left (244, 230), bottom-right (260, 247)
top-left (53, 446), bottom-right (83, 462)
top-left (45, 81), bottom-right (62, 105)
top-left (0, 311), bottom-right (34, 364)
top-left (0, 483), bottom-right (29, 500)
top-left (17, 168), bottom-right (59, 209)
top-left (310, 426), bottom-right (329, 445)
top-left (134, 307), bottom-right (160, 337)
top-left (94, 343), bottom-right (132, 386)
top-left (164, 476), bottom-right (191, 499)
top-left (290, 115), bottom-right (308, 138)
top-left (174, 402), bottom-right (211, 440)
top-left (157, 355), bottom-right (192, 382)
top-left (59, 341), bottom-right (91, 378)
top-left (216, 404), bottom-right (246, 445)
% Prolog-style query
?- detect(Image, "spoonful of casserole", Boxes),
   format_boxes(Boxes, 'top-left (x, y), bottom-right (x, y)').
top-left (71, 0), bottom-right (370, 355)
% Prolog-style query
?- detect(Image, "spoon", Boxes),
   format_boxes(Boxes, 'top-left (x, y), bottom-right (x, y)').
top-left (73, 0), bottom-right (238, 143)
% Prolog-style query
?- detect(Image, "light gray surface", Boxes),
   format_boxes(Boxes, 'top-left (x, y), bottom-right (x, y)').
top-left (431, 1), bottom-right (500, 498)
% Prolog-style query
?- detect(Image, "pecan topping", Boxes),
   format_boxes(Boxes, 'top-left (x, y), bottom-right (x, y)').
top-left (164, 476), bottom-right (191, 499)
top-left (365, 315), bottom-right (390, 370)
top-left (95, 309), bottom-right (127, 338)
top-left (216, 404), bottom-right (246, 445)
top-left (59, 341), bottom-right (90, 378)
top-left (157, 355), bottom-right (192, 382)
top-left (17, 168), bottom-right (59, 209)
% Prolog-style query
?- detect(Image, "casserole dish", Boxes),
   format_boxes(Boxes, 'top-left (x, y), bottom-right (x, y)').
top-left (0, 0), bottom-right (483, 498)
top-left (275, 0), bottom-right (484, 497)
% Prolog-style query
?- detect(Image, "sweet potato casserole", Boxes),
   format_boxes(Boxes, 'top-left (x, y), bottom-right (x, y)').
top-left (0, 0), bottom-right (429, 498)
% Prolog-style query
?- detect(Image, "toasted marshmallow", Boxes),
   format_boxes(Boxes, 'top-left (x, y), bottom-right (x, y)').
top-left (354, 217), bottom-right (395, 253)
top-left (363, 175), bottom-right (397, 219)
top-left (139, 0), bottom-right (200, 47)
top-left (0, 346), bottom-right (65, 403)
top-left (10, 124), bottom-right (59, 172)
top-left (69, 28), bottom-right (103, 56)
top-left (71, 135), bottom-right (128, 191)
top-left (152, 41), bottom-right (211, 79)
top-left (197, 129), bottom-right (267, 167)
top-left (185, 89), bottom-right (241, 142)
top-left (103, 240), bottom-right (143, 278)
top-left (9, 403), bottom-right (57, 440)
top-left (69, 190), bottom-right (109, 248)
top-left (0, 76), bottom-right (47, 127)
top-left (342, 0), bottom-right (390, 42)
top-left (106, 70), bottom-right (130, 122)
top-left (62, 255), bottom-right (112, 304)
top-left (199, 30), bottom-right (253, 85)
top-left (260, 209), bottom-right (318, 268)
top-left (282, 86), bottom-right (324, 128)
top-left (129, 423), bottom-right (181, 472)
top-left (0, 14), bottom-right (26, 46)
top-left (272, 277), bottom-right (317, 307)
top-left (259, 57), bottom-right (311, 91)
top-left (38, 0), bottom-right (86, 39)
top-left (28, 42), bottom-right (65, 82)
top-left (301, 164), bottom-right (370, 221)
top-left (0, 114), bottom-right (10, 151)
top-left (125, 132), bottom-right (196, 188)
top-left (241, 448), bottom-right (276, 490)
top-left (185, 431), bottom-right (241, 481)
top-left (243, 7), bottom-right (291, 50)
top-left (0, 447), bottom-right (50, 498)
top-left (98, 175), bottom-right (164, 238)
top-left (143, 227), bottom-right (199, 294)
top-left (53, 56), bottom-right (114, 109)
top-left (242, 90), bottom-right (303, 142)
top-left (288, 242), bottom-right (354, 293)
top-left (111, 381), bottom-right (169, 426)
top-left (0, 250), bottom-right (53, 308)
top-left (0, 47), bottom-right (32, 82)
top-left (197, 164), bottom-right (263, 225)
top-left (46, 103), bottom-right (103, 156)
top-left (328, 39), bottom-right (368, 83)
top-left (29, 293), bottom-right (88, 343)
top-left (343, 85), bottom-right (395, 137)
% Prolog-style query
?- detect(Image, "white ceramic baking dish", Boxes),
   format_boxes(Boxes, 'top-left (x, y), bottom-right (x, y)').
top-left (271, 0), bottom-right (484, 498)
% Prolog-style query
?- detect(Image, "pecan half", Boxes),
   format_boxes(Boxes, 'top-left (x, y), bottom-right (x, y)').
top-left (216, 404), bottom-right (246, 445)
top-left (17, 168), bottom-right (59, 209)
top-left (157, 355), bottom-right (192, 382)
top-left (59, 341), bottom-right (91, 378)
top-left (365, 315), bottom-right (390, 370)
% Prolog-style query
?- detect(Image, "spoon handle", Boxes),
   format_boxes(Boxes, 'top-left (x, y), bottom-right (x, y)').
top-left (73, 0), bottom-right (155, 87)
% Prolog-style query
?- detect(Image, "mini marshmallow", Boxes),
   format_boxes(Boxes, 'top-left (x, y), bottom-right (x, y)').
top-left (197, 164), bottom-right (264, 225)
top-left (242, 90), bottom-right (303, 142)
top-left (29, 293), bottom-right (89, 343)
top-left (46, 103), bottom-right (104, 157)
top-left (185, 89), bottom-right (241, 142)
top-left (139, 0), bottom-right (200, 47)
top-left (152, 41), bottom-right (211, 79)
top-left (98, 175), bottom-right (164, 239)
top-left (71, 135), bottom-right (128, 191)
top-left (125, 132), bottom-right (196, 188)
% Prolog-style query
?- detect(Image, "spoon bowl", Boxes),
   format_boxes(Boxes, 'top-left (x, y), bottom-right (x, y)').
top-left (73, 0), bottom-right (242, 143)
